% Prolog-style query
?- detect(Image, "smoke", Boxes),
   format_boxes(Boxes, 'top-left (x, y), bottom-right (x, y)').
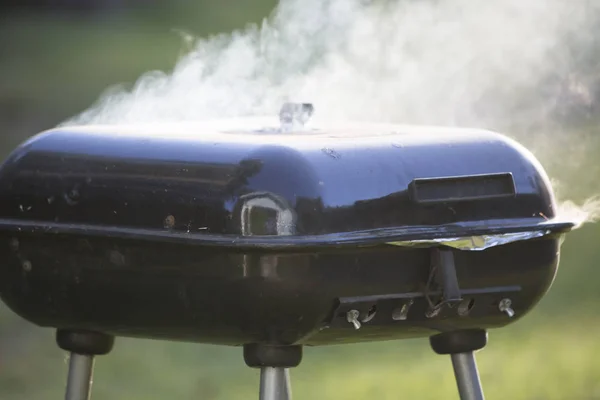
top-left (557, 197), bottom-right (600, 228)
top-left (62, 0), bottom-right (600, 226)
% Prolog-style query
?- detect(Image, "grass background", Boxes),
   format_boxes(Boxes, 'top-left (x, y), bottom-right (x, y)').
top-left (1, 1), bottom-right (600, 399)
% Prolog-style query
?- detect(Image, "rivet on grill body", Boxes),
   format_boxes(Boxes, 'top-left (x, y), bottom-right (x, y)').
top-left (426, 306), bottom-right (442, 319)
top-left (457, 298), bottom-right (475, 317)
top-left (498, 298), bottom-right (515, 317)
top-left (22, 260), bottom-right (32, 272)
top-left (392, 299), bottom-right (414, 321)
top-left (361, 305), bottom-right (377, 323)
top-left (346, 310), bottom-right (362, 330)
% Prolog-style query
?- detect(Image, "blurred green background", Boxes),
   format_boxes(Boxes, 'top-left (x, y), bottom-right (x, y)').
top-left (1, 1), bottom-right (599, 399)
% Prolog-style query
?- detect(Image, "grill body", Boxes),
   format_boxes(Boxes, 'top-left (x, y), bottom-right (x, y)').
top-left (0, 119), bottom-right (572, 346)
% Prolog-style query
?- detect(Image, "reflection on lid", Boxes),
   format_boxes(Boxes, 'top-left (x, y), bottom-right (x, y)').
top-left (240, 191), bottom-right (297, 236)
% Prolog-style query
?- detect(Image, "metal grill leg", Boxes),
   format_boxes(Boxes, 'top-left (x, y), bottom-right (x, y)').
top-left (451, 352), bottom-right (485, 400)
top-left (259, 367), bottom-right (292, 400)
top-left (56, 330), bottom-right (114, 400)
top-left (243, 344), bottom-right (301, 400)
top-left (65, 353), bottom-right (95, 400)
top-left (430, 329), bottom-right (488, 400)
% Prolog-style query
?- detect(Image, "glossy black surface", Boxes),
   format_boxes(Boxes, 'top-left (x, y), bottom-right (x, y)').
top-left (0, 232), bottom-right (562, 346)
top-left (0, 120), bottom-right (561, 241)
top-left (0, 119), bottom-right (573, 346)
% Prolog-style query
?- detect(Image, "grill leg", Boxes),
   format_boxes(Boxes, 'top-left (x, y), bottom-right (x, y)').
top-left (259, 367), bottom-right (292, 400)
top-left (65, 353), bottom-right (95, 400)
top-left (243, 344), bottom-right (302, 400)
top-left (430, 329), bottom-right (488, 400)
top-left (451, 352), bottom-right (484, 400)
top-left (56, 330), bottom-right (115, 400)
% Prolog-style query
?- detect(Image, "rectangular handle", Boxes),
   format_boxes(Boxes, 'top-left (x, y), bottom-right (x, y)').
top-left (409, 172), bottom-right (516, 204)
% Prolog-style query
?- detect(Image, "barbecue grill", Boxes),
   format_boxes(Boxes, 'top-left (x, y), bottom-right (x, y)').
top-left (0, 103), bottom-right (574, 400)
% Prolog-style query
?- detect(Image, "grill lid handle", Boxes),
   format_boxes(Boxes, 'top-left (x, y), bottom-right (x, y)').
top-left (279, 103), bottom-right (314, 131)
top-left (409, 173), bottom-right (516, 204)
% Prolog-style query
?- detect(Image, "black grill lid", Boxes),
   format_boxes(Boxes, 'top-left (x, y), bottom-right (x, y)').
top-left (0, 114), bottom-right (572, 248)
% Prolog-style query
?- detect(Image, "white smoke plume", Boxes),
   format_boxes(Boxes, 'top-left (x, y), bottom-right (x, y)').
top-left (62, 0), bottom-right (600, 225)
